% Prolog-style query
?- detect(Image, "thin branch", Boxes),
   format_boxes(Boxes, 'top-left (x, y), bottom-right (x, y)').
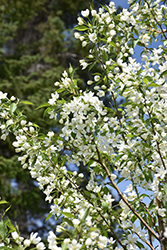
top-left (145, 0), bottom-right (167, 40)
top-left (134, 230), bottom-right (155, 250)
top-left (130, 175), bottom-right (159, 234)
top-left (95, 146), bottom-right (160, 242)
top-left (140, 202), bottom-right (159, 234)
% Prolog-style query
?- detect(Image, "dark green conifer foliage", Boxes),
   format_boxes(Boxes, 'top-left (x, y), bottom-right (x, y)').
top-left (0, 0), bottom-right (112, 238)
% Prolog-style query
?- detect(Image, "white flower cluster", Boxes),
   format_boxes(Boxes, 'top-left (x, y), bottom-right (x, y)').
top-left (1, 0), bottom-right (167, 249)
top-left (11, 231), bottom-right (46, 250)
top-left (0, 93), bottom-right (116, 249)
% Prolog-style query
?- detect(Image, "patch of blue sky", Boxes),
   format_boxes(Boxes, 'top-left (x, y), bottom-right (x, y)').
top-left (111, 0), bottom-right (129, 9)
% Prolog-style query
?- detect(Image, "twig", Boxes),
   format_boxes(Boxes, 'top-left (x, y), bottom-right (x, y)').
top-left (95, 146), bottom-right (160, 242)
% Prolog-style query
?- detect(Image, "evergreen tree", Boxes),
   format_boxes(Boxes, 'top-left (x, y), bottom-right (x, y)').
top-left (0, 0), bottom-right (111, 238)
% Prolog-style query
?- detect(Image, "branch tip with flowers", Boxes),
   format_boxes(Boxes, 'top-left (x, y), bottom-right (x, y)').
top-left (1, 0), bottom-right (167, 249)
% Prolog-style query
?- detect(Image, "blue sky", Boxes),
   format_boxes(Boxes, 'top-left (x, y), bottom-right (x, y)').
top-left (112, 0), bottom-right (129, 8)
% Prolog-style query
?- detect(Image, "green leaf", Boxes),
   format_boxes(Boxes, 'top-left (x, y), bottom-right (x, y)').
top-left (61, 242), bottom-right (68, 250)
top-left (56, 88), bottom-right (65, 93)
top-left (88, 62), bottom-right (96, 72)
top-left (4, 205), bottom-right (11, 214)
top-left (36, 102), bottom-right (50, 110)
top-left (117, 177), bottom-right (125, 184)
top-left (109, 41), bottom-right (116, 47)
top-left (131, 214), bottom-right (137, 223)
top-left (143, 170), bottom-right (152, 182)
top-left (84, 190), bottom-right (91, 199)
top-left (102, 50), bottom-right (108, 61)
top-left (142, 142), bottom-right (150, 148)
top-left (89, 227), bottom-right (99, 232)
top-left (57, 99), bottom-right (66, 104)
top-left (81, 207), bottom-right (90, 222)
top-left (148, 200), bottom-right (155, 210)
top-left (43, 106), bottom-right (55, 117)
top-left (21, 100), bottom-right (34, 105)
top-left (139, 193), bottom-right (150, 199)
top-left (126, 134), bottom-right (134, 138)
top-left (0, 221), bottom-right (8, 240)
top-left (115, 154), bottom-right (123, 162)
top-left (10, 103), bottom-right (17, 115)
top-left (0, 201), bottom-right (8, 205)
top-left (45, 212), bottom-right (53, 222)
top-left (136, 241), bottom-right (145, 248)
top-left (75, 25), bottom-right (88, 31)
top-left (0, 247), bottom-right (13, 250)
top-left (147, 82), bottom-right (159, 87)
top-left (143, 76), bottom-right (153, 84)
top-left (102, 201), bottom-right (108, 212)
top-left (6, 120), bottom-right (12, 128)
top-left (160, 70), bottom-right (167, 78)
top-left (164, 183), bottom-right (167, 194)
top-left (63, 218), bottom-right (74, 227)
top-left (143, 78), bottom-right (149, 84)
top-left (6, 220), bottom-right (15, 231)
top-left (92, 199), bottom-right (97, 208)
top-left (120, 85), bottom-right (127, 95)
top-left (33, 123), bottom-right (40, 128)
top-left (134, 29), bottom-right (139, 37)
top-left (62, 212), bottom-right (75, 219)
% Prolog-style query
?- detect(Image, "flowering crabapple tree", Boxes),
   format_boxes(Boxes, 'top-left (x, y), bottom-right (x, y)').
top-left (0, 0), bottom-right (167, 249)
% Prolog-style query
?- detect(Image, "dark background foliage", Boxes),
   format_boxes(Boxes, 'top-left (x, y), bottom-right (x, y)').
top-left (0, 0), bottom-right (124, 243)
